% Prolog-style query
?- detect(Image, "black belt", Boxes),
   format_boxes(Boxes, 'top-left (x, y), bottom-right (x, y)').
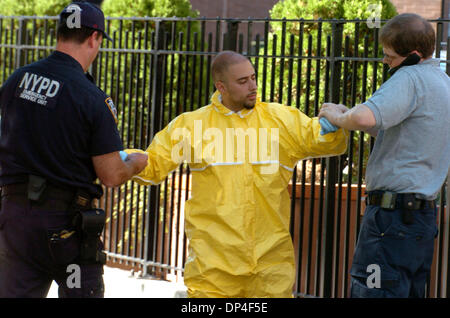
top-left (365, 191), bottom-right (436, 210)
top-left (1, 183), bottom-right (93, 211)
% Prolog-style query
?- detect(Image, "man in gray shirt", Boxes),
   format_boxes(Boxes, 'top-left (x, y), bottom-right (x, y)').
top-left (319, 13), bottom-right (450, 297)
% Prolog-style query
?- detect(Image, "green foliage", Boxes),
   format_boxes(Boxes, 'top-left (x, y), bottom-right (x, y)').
top-left (102, 0), bottom-right (198, 18)
top-left (0, 0), bottom-right (107, 17)
top-left (0, 0), bottom-right (199, 18)
top-left (0, 0), bottom-right (68, 16)
top-left (262, 0), bottom-right (397, 184)
top-left (268, 0), bottom-right (397, 55)
top-left (269, 0), bottom-right (397, 23)
top-left (264, 0), bottom-right (397, 109)
top-left (100, 0), bottom-right (200, 48)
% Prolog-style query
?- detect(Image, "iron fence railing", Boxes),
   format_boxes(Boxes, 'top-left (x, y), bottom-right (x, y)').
top-left (0, 16), bottom-right (449, 298)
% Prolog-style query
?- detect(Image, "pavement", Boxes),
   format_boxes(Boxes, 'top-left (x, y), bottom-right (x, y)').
top-left (46, 266), bottom-right (187, 298)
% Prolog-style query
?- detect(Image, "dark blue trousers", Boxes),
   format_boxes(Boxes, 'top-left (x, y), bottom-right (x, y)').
top-left (0, 194), bottom-right (104, 298)
top-left (350, 204), bottom-right (438, 298)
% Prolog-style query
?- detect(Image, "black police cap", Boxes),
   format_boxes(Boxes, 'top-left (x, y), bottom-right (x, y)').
top-left (59, 1), bottom-right (113, 42)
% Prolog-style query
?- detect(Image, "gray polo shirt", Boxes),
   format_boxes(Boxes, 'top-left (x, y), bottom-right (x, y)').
top-left (364, 58), bottom-right (450, 200)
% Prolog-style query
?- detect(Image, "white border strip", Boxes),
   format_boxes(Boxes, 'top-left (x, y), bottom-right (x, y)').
top-left (189, 161), bottom-right (245, 171)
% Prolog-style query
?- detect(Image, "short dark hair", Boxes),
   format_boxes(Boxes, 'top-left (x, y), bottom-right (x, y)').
top-left (211, 51), bottom-right (251, 82)
top-left (380, 13), bottom-right (435, 58)
top-left (56, 22), bottom-right (101, 44)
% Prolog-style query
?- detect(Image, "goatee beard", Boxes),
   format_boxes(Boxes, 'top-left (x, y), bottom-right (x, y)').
top-left (244, 102), bottom-right (256, 109)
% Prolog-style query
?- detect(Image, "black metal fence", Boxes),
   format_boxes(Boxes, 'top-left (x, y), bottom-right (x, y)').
top-left (0, 16), bottom-right (449, 298)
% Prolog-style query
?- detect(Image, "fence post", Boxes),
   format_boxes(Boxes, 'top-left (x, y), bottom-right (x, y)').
top-left (224, 19), bottom-right (239, 51)
top-left (446, 40), bottom-right (449, 296)
top-left (320, 20), bottom-right (343, 298)
top-left (446, 36), bottom-right (450, 76)
top-left (15, 17), bottom-right (27, 68)
top-left (436, 21), bottom-right (443, 59)
top-left (447, 167), bottom-right (450, 296)
top-left (143, 20), bottom-right (166, 276)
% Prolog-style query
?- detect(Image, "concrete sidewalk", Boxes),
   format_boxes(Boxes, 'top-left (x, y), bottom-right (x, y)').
top-left (47, 266), bottom-right (187, 298)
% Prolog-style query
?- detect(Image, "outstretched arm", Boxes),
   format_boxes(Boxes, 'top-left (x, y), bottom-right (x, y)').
top-left (319, 103), bottom-right (378, 137)
top-left (283, 106), bottom-right (348, 161)
top-left (93, 151), bottom-right (148, 187)
top-left (124, 116), bottom-right (188, 186)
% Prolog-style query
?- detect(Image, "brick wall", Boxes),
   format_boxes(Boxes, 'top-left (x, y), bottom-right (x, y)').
top-left (190, 0), bottom-right (279, 18)
top-left (389, 0), bottom-right (442, 19)
top-left (390, 0), bottom-right (449, 43)
top-left (189, 0), bottom-right (280, 51)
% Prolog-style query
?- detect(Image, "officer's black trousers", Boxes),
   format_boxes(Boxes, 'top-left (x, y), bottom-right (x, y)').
top-left (0, 194), bottom-right (104, 298)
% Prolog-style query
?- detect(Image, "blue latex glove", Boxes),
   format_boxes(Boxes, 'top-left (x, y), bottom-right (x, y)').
top-left (119, 150), bottom-right (128, 161)
top-left (319, 117), bottom-right (338, 135)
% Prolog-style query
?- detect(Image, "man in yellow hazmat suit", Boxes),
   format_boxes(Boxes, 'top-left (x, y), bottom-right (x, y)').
top-left (126, 51), bottom-right (348, 297)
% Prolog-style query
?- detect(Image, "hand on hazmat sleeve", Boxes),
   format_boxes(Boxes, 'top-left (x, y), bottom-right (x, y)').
top-left (319, 117), bottom-right (338, 135)
top-left (121, 149), bottom-right (148, 175)
top-left (318, 102), bottom-right (349, 133)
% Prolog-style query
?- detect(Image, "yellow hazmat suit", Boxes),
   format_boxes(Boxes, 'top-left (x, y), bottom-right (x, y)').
top-left (127, 91), bottom-right (347, 297)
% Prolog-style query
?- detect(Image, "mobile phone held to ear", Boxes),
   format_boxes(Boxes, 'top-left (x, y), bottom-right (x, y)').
top-left (388, 53), bottom-right (421, 75)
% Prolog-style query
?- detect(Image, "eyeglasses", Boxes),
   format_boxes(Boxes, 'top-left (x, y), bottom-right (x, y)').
top-left (383, 53), bottom-right (399, 61)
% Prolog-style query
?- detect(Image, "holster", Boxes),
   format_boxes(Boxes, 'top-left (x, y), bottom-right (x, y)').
top-left (401, 193), bottom-right (416, 225)
top-left (73, 209), bottom-right (107, 265)
top-left (366, 191), bottom-right (417, 225)
top-left (27, 175), bottom-right (47, 203)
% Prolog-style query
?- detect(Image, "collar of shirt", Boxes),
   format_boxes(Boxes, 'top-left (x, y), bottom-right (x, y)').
top-left (420, 58), bottom-right (441, 67)
top-left (211, 90), bottom-right (256, 119)
top-left (47, 50), bottom-right (85, 74)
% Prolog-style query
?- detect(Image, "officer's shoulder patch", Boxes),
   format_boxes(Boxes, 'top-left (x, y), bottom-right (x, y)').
top-left (105, 97), bottom-right (118, 123)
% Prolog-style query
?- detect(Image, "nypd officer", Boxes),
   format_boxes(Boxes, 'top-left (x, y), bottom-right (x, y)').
top-left (0, 2), bottom-right (148, 297)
